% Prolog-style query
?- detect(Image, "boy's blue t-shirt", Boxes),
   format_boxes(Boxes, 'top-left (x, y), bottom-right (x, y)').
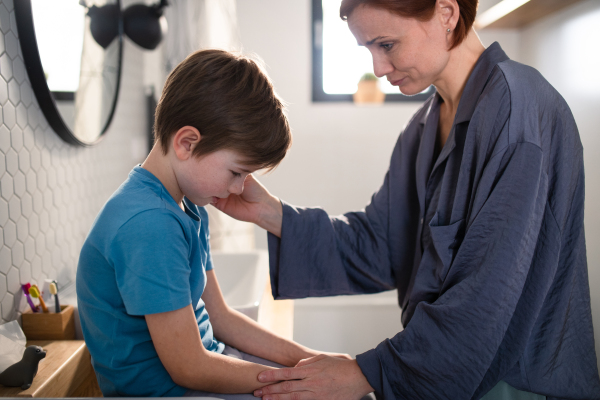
top-left (76, 166), bottom-right (225, 397)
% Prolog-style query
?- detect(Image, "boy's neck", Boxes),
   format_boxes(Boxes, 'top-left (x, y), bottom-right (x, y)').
top-left (141, 145), bottom-right (185, 210)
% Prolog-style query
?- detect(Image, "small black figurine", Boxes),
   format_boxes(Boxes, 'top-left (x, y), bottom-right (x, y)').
top-left (0, 346), bottom-right (47, 390)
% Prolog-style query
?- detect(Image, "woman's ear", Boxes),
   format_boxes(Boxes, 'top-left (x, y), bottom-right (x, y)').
top-left (172, 126), bottom-right (201, 161)
top-left (437, 0), bottom-right (459, 32)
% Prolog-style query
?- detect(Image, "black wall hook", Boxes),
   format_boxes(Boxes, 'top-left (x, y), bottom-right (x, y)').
top-left (123, 0), bottom-right (168, 50)
top-left (85, 3), bottom-right (120, 49)
top-left (82, 0), bottom-right (168, 50)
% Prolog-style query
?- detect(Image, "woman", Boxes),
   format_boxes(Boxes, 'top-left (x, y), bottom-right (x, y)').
top-left (214, 0), bottom-right (600, 399)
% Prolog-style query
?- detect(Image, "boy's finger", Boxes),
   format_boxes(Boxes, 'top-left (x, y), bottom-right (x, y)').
top-left (260, 392), bottom-right (313, 400)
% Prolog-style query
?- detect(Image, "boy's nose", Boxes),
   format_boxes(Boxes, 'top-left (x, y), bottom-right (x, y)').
top-left (229, 180), bottom-right (244, 196)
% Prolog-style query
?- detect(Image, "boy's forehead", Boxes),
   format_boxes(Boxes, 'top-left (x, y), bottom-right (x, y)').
top-left (230, 154), bottom-right (260, 172)
top-left (209, 148), bottom-right (261, 172)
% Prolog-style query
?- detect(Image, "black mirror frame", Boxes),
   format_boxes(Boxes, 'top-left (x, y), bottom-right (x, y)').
top-left (14, 0), bottom-right (123, 147)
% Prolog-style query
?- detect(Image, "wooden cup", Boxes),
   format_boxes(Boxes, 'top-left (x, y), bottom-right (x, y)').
top-left (21, 305), bottom-right (76, 340)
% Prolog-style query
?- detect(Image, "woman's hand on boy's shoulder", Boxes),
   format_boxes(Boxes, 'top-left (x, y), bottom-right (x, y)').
top-left (212, 174), bottom-right (284, 237)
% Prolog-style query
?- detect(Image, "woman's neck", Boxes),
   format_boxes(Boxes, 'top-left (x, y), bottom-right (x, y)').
top-left (435, 29), bottom-right (485, 114)
top-left (434, 29), bottom-right (485, 147)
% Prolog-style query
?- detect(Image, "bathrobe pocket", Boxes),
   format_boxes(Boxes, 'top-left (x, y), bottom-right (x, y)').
top-left (429, 214), bottom-right (465, 282)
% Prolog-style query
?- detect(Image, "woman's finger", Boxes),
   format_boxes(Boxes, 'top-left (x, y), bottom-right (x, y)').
top-left (295, 354), bottom-right (327, 367)
top-left (258, 366), bottom-right (309, 383)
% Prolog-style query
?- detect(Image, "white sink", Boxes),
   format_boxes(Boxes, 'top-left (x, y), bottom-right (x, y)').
top-left (211, 250), bottom-right (269, 321)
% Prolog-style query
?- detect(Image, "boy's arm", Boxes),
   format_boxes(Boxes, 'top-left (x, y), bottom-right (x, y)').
top-left (203, 270), bottom-right (347, 366)
top-left (145, 304), bottom-right (276, 393)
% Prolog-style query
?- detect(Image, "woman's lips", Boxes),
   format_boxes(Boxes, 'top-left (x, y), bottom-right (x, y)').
top-left (390, 77), bottom-right (406, 86)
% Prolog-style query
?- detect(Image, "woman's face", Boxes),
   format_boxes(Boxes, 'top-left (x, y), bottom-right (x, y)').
top-left (347, 5), bottom-right (451, 96)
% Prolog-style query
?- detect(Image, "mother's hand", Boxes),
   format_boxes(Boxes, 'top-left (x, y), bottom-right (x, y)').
top-left (253, 355), bottom-right (374, 400)
top-left (212, 174), bottom-right (283, 237)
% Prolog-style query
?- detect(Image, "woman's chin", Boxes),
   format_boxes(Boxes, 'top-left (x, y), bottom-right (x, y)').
top-left (399, 85), bottom-right (430, 97)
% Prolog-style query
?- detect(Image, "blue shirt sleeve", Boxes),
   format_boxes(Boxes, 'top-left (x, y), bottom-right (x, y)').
top-left (111, 209), bottom-right (192, 315)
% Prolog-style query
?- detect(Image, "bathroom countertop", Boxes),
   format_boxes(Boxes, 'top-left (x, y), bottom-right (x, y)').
top-left (0, 340), bottom-right (99, 398)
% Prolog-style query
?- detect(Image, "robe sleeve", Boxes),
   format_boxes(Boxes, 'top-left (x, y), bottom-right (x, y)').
top-left (267, 166), bottom-right (398, 299)
top-left (355, 141), bottom-right (548, 398)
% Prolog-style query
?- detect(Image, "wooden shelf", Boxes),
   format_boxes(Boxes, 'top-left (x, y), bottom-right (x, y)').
top-left (476, 0), bottom-right (584, 29)
top-left (0, 340), bottom-right (102, 398)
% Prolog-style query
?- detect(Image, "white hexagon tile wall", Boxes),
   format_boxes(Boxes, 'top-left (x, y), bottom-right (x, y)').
top-left (0, 0), bottom-right (148, 323)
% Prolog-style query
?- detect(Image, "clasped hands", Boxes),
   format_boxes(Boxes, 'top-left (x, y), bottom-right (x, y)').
top-left (253, 354), bottom-right (374, 400)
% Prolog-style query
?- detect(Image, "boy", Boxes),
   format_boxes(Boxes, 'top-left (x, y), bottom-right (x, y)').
top-left (76, 49), bottom-right (342, 398)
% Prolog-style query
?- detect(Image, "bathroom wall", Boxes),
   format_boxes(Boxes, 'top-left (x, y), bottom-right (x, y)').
top-left (0, 0), bottom-right (148, 323)
top-left (158, 0), bottom-right (255, 252)
top-left (236, 0), bottom-right (600, 361)
top-left (235, 0), bottom-right (417, 356)
top-left (517, 0), bottom-right (600, 372)
top-left (234, 0), bottom-right (526, 357)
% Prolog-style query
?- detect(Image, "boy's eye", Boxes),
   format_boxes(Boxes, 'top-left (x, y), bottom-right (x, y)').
top-left (231, 171), bottom-right (242, 178)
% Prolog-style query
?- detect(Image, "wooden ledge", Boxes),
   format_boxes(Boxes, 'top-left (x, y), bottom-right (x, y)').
top-left (0, 340), bottom-right (102, 398)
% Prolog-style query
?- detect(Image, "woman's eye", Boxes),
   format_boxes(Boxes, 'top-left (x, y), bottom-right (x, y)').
top-left (380, 43), bottom-right (393, 51)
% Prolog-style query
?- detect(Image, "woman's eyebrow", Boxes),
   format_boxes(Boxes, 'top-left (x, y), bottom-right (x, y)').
top-left (365, 36), bottom-right (388, 46)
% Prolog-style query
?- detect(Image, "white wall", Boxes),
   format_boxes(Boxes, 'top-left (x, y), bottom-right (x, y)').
top-left (0, 0), bottom-right (148, 323)
top-left (236, 0), bottom-right (417, 355)
top-left (236, 0), bottom-right (421, 217)
top-left (517, 0), bottom-right (600, 373)
top-left (236, 0), bottom-right (600, 365)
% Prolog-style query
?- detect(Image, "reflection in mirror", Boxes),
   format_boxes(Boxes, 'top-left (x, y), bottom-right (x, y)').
top-left (15, 0), bottom-right (122, 146)
top-left (32, 0), bottom-right (84, 134)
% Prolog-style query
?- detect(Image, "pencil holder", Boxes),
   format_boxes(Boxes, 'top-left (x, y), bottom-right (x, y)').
top-left (21, 305), bottom-right (76, 340)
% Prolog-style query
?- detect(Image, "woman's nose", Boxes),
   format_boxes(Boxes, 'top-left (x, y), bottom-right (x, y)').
top-left (372, 54), bottom-right (394, 78)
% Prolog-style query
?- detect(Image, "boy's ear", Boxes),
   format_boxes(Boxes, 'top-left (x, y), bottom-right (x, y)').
top-left (172, 126), bottom-right (202, 160)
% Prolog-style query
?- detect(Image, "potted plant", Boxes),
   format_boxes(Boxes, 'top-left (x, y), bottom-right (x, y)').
top-left (353, 72), bottom-right (385, 104)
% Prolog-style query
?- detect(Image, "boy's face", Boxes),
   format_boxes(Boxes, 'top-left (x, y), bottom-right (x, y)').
top-left (177, 149), bottom-right (257, 207)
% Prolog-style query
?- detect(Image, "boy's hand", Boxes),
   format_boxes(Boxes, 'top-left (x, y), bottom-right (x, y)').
top-left (212, 174), bottom-right (284, 237)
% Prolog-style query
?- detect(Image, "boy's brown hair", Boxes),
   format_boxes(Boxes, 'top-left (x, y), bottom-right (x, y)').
top-left (154, 49), bottom-right (291, 170)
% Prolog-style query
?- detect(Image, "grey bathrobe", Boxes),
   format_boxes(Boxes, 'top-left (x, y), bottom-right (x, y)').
top-left (267, 43), bottom-right (600, 400)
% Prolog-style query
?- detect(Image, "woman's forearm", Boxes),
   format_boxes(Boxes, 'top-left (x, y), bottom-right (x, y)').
top-left (256, 194), bottom-right (283, 238)
top-left (212, 305), bottom-right (314, 367)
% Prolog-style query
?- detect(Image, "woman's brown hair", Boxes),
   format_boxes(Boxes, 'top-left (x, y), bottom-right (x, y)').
top-left (154, 49), bottom-right (291, 170)
top-left (339, 0), bottom-right (478, 50)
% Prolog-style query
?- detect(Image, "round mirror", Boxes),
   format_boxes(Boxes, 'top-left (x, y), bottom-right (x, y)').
top-left (15, 0), bottom-right (123, 146)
